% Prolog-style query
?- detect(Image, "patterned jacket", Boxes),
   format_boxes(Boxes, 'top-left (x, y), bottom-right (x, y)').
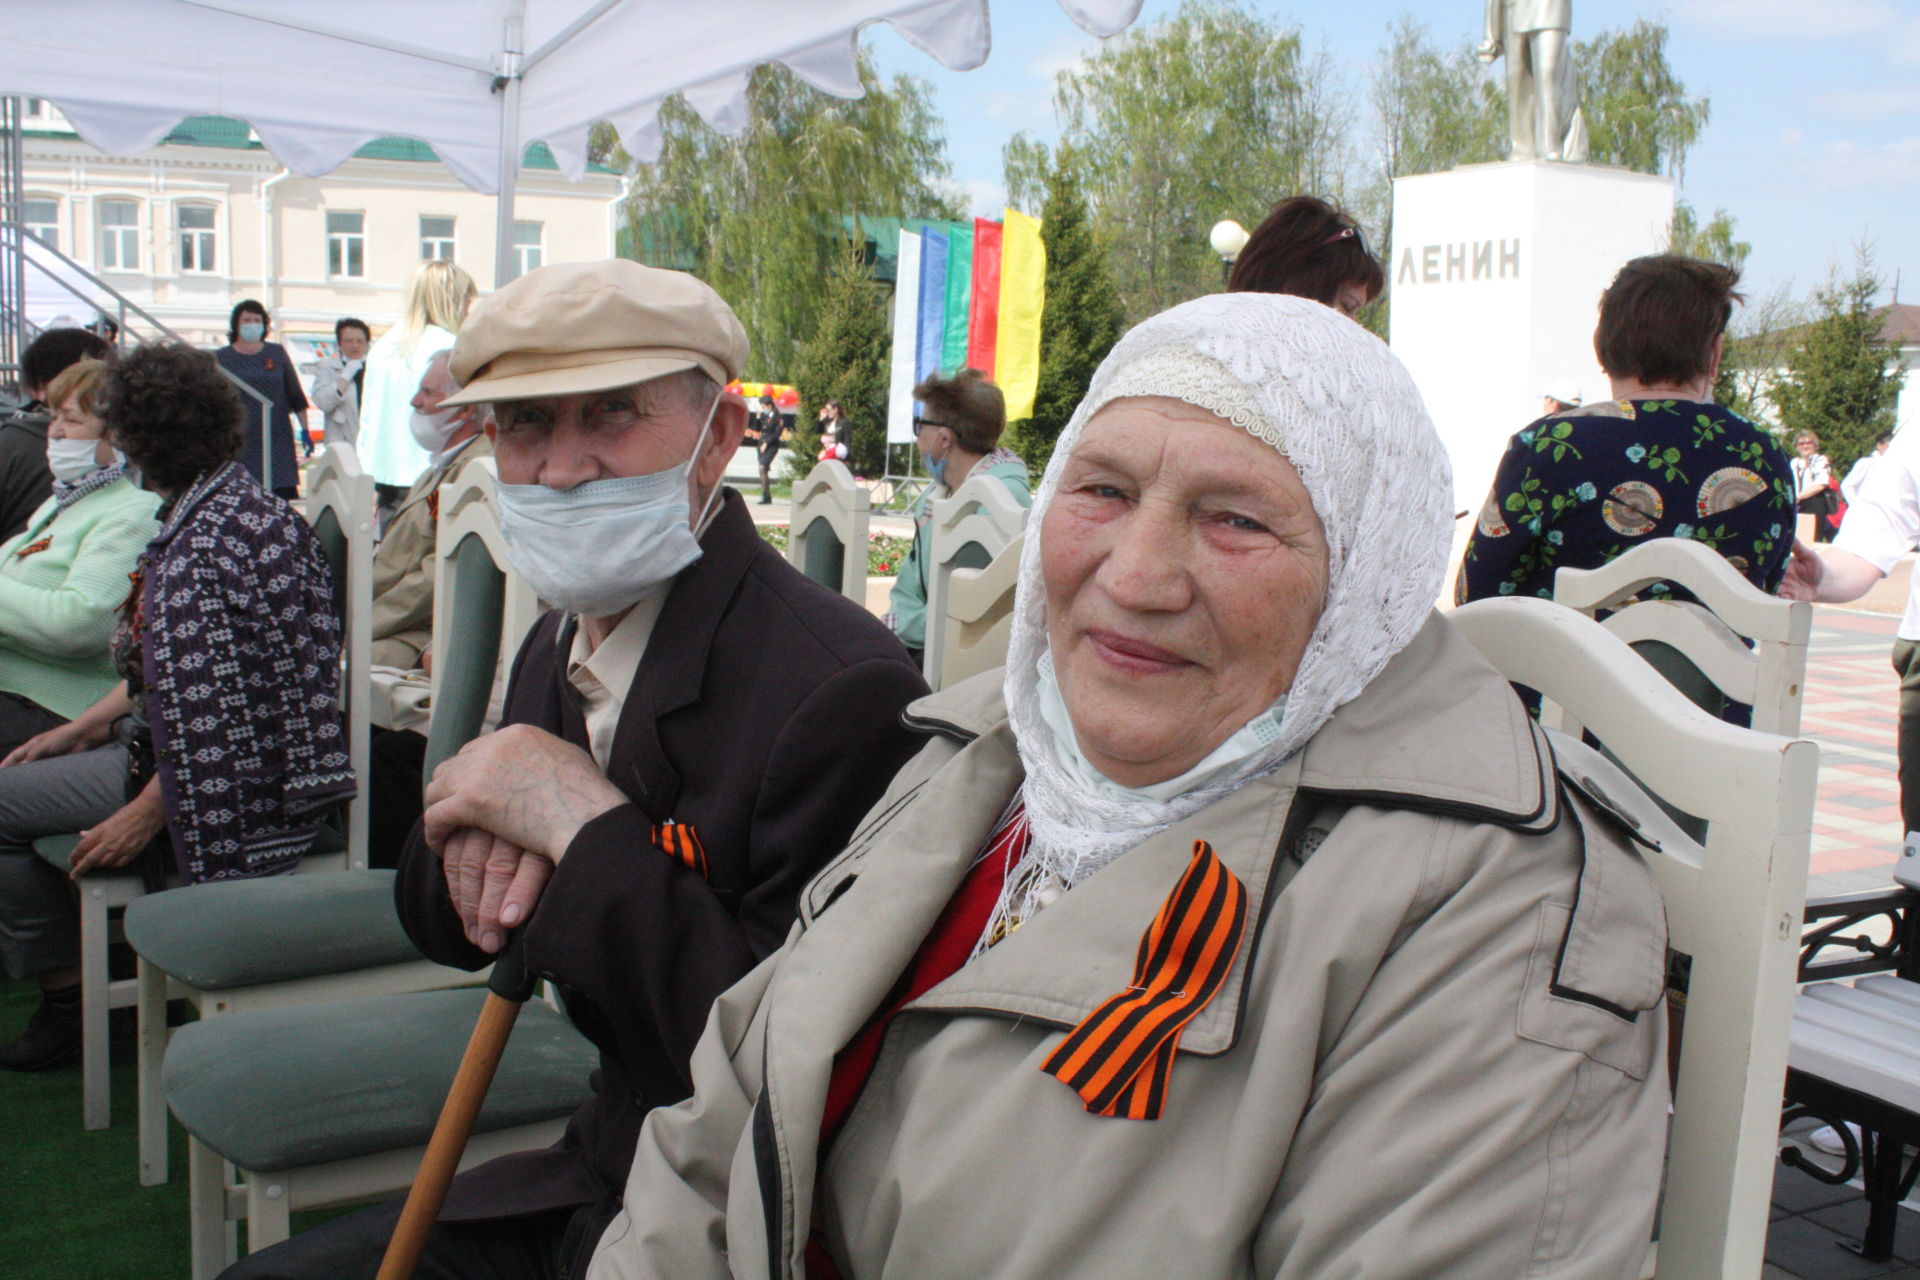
top-left (141, 462), bottom-right (355, 881)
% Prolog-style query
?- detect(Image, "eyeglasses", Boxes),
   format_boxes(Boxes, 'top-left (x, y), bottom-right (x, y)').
top-left (912, 417), bottom-right (950, 433)
top-left (1320, 224), bottom-right (1370, 257)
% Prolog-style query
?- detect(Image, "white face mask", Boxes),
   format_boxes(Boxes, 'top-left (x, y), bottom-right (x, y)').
top-left (494, 391), bottom-right (723, 619)
top-left (47, 436), bottom-right (111, 485)
top-left (410, 406), bottom-right (464, 455)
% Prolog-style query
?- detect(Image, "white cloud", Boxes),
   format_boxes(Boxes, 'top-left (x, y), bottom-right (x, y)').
top-left (964, 177), bottom-right (1006, 217)
top-left (1677, 0), bottom-right (1903, 39)
top-left (1789, 135), bottom-right (1920, 191)
top-left (1811, 86), bottom-right (1920, 120)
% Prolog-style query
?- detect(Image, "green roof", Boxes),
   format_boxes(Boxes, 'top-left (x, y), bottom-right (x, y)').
top-left (35, 114), bottom-right (618, 174)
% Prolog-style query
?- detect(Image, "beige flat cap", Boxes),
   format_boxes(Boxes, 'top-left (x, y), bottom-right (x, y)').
top-left (440, 259), bottom-right (748, 407)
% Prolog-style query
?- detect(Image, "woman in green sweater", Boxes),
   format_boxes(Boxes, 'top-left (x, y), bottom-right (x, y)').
top-left (0, 359), bottom-right (159, 756)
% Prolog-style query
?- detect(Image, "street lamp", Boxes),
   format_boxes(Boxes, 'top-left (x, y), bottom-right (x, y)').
top-left (1209, 219), bottom-right (1250, 286)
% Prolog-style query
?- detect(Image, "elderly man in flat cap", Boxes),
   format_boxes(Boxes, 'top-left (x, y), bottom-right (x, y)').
top-left (222, 261), bottom-right (928, 1280)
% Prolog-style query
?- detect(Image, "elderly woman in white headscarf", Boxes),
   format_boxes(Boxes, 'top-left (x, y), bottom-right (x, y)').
top-left (587, 296), bottom-right (1670, 1280)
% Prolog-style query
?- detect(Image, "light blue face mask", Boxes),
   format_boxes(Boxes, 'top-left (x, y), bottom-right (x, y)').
top-left (495, 391), bottom-right (722, 618)
top-left (1034, 653), bottom-right (1286, 805)
top-left (238, 322), bottom-right (265, 343)
top-left (927, 451), bottom-right (949, 489)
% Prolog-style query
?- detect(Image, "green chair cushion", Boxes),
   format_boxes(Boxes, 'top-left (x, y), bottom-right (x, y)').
top-left (123, 872), bottom-right (422, 989)
top-left (164, 988), bottom-right (598, 1172)
top-left (32, 834), bottom-right (79, 872)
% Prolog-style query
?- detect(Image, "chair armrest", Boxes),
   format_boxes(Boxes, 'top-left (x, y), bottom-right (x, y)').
top-left (1799, 886), bottom-right (1920, 983)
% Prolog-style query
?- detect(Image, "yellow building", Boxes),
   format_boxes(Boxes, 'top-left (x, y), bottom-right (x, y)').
top-left (20, 99), bottom-right (624, 350)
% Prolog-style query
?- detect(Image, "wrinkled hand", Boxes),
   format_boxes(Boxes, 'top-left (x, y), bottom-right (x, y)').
top-left (440, 828), bottom-right (552, 954)
top-left (2, 719), bottom-right (106, 769)
top-left (422, 723), bottom-right (626, 868)
top-left (1779, 538), bottom-right (1824, 602)
top-left (70, 797), bottom-right (165, 879)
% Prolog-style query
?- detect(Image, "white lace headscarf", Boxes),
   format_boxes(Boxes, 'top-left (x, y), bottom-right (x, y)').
top-left (990, 293), bottom-right (1452, 943)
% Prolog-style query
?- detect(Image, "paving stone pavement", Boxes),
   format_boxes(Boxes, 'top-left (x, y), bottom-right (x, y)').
top-left (1800, 608), bottom-right (1908, 900)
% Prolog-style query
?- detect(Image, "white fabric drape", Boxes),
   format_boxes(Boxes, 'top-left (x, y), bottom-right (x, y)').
top-left (3, 1), bottom-right (1143, 192)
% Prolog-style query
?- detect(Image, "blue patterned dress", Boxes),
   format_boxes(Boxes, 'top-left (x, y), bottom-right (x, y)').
top-left (1459, 398), bottom-right (1796, 605)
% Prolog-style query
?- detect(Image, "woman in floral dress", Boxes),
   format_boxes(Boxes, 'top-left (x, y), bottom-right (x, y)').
top-left (1459, 255), bottom-right (1795, 606)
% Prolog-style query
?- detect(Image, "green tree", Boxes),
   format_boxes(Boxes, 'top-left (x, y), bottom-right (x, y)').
top-left (1360, 16), bottom-right (1507, 334)
top-left (791, 245), bottom-right (893, 478)
top-left (1047, 0), bottom-right (1351, 320)
top-left (1002, 130), bottom-right (1052, 215)
top-left (1006, 148), bottom-right (1126, 475)
top-left (1369, 17), bottom-right (1505, 185)
top-left (1771, 252), bottom-right (1908, 475)
top-left (1712, 286), bottom-right (1803, 422)
top-left (1666, 201), bottom-right (1750, 270)
top-left (1572, 19), bottom-right (1711, 181)
top-left (622, 50), bottom-right (960, 378)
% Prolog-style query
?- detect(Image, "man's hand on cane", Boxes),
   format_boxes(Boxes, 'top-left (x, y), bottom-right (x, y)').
top-left (423, 724), bottom-right (627, 954)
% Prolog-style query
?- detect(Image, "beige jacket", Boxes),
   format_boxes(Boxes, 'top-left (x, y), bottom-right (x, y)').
top-left (369, 432), bottom-right (492, 669)
top-left (589, 612), bottom-right (1670, 1280)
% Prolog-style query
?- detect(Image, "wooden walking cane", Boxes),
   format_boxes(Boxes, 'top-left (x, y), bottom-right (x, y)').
top-left (375, 933), bottom-right (539, 1280)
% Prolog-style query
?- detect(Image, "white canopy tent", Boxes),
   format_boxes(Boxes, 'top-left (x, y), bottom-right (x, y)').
top-left (4, 0), bottom-right (1142, 284)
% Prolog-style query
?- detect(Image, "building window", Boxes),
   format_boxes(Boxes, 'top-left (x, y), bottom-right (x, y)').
top-left (23, 197), bottom-right (59, 250)
top-left (327, 210), bottom-right (366, 279)
top-left (419, 215), bottom-right (455, 261)
top-left (97, 200), bottom-right (140, 271)
top-left (512, 220), bottom-right (543, 279)
top-left (176, 204), bottom-right (216, 272)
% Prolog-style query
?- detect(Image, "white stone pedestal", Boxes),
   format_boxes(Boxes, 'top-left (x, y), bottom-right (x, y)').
top-left (1389, 161), bottom-right (1676, 516)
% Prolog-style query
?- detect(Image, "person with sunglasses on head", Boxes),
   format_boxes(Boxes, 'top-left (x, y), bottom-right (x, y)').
top-left (1227, 196), bottom-right (1385, 320)
top-left (886, 369), bottom-right (1032, 671)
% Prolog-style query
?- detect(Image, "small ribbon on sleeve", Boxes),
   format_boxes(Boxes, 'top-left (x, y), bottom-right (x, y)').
top-left (651, 821), bottom-right (708, 880)
top-left (1040, 839), bottom-right (1248, 1120)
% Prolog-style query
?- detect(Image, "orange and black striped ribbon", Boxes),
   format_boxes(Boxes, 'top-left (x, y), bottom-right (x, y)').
top-left (1040, 839), bottom-right (1248, 1121)
top-left (651, 821), bottom-right (708, 880)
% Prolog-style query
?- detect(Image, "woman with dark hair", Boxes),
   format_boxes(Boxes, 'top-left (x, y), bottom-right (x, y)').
top-left (1460, 254), bottom-right (1796, 609)
top-left (0, 344), bottom-right (353, 1071)
top-left (311, 317), bottom-right (372, 450)
top-left (214, 299), bottom-right (310, 495)
top-left (1228, 196), bottom-right (1386, 319)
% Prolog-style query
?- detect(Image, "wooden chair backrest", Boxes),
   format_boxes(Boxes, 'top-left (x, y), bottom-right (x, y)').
top-left (1451, 596), bottom-right (1816, 1280)
top-left (786, 461), bottom-right (871, 601)
top-left (933, 532), bottom-right (1023, 691)
top-left (1553, 538), bottom-right (1811, 736)
top-left (923, 473), bottom-right (1026, 687)
top-left (426, 458), bottom-right (540, 777)
top-left (301, 443), bottom-right (374, 870)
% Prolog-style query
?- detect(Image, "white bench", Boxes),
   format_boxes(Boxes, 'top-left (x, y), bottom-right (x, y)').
top-left (1781, 838), bottom-right (1920, 1263)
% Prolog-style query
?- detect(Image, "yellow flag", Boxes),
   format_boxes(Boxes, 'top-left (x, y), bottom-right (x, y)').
top-left (994, 208), bottom-right (1046, 421)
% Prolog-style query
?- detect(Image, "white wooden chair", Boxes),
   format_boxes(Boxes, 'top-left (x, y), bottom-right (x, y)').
top-left (1452, 596), bottom-right (1817, 1280)
top-left (124, 459), bottom-right (531, 1187)
top-left (786, 460), bottom-right (871, 601)
top-left (921, 473), bottom-right (1027, 688)
top-left (930, 532), bottom-right (1022, 691)
top-left (302, 442), bottom-right (375, 869)
top-left (428, 457), bottom-right (541, 760)
top-left (1553, 537), bottom-right (1812, 735)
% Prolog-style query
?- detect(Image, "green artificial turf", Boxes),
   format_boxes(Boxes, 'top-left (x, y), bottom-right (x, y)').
top-left (0, 976), bottom-right (351, 1279)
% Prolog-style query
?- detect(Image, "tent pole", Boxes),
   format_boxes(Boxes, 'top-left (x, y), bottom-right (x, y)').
top-left (493, 6), bottom-right (526, 290)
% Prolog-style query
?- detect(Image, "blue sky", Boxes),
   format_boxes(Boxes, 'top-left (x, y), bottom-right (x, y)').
top-left (867, 0), bottom-right (1920, 307)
